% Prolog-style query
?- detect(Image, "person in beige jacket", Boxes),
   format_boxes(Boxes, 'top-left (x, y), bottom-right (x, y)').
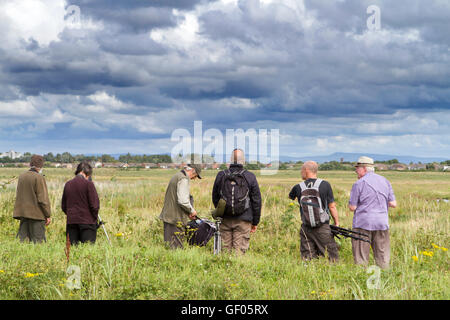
top-left (159, 164), bottom-right (201, 249)
top-left (13, 155), bottom-right (51, 243)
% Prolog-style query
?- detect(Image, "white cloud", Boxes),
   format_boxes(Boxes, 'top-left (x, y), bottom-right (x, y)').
top-left (0, 99), bottom-right (37, 116)
top-left (1, 0), bottom-right (66, 47)
top-left (217, 97), bottom-right (259, 109)
top-left (87, 91), bottom-right (129, 111)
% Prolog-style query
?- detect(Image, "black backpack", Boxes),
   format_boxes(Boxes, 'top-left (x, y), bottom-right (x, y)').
top-left (186, 219), bottom-right (216, 246)
top-left (299, 179), bottom-right (330, 228)
top-left (220, 169), bottom-right (250, 216)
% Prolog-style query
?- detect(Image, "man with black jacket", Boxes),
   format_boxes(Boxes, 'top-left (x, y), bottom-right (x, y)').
top-left (212, 149), bottom-right (262, 254)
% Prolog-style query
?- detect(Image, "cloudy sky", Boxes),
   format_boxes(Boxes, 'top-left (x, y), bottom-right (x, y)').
top-left (0, 0), bottom-right (449, 160)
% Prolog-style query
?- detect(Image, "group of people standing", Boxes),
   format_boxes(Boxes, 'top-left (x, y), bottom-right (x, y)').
top-left (13, 155), bottom-right (100, 245)
top-left (288, 156), bottom-right (396, 268)
top-left (160, 149), bottom-right (261, 254)
top-left (160, 151), bottom-right (396, 269)
top-left (11, 152), bottom-right (396, 269)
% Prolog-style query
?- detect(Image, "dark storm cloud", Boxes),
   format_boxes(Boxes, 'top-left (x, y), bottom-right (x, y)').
top-left (0, 27), bottom-right (162, 96)
top-left (97, 32), bottom-right (167, 56)
top-left (68, 0), bottom-right (218, 31)
top-left (194, 0), bottom-right (450, 118)
top-left (70, 0), bottom-right (217, 10)
top-left (160, 78), bottom-right (273, 100)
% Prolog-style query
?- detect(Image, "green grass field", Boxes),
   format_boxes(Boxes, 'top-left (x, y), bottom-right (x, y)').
top-left (0, 168), bottom-right (448, 300)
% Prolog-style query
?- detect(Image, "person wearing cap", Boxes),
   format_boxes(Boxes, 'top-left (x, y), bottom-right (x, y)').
top-left (348, 156), bottom-right (397, 269)
top-left (13, 155), bottom-right (51, 243)
top-left (159, 163), bottom-right (201, 249)
top-left (212, 149), bottom-right (262, 254)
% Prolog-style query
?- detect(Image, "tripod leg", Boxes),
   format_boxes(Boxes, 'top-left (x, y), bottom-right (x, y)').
top-left (214, 228), bottom-right (221, 254)
top-left (213, 219), bottom-right (222, 255)
top-left (214, 231), bottom-right (220, 255)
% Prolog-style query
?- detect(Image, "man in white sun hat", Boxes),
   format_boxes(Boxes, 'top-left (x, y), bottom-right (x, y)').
top-left (348, 156), bottom-right (397, 269)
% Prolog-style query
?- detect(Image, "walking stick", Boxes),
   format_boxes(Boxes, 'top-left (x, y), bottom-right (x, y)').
top-left (98, 214), bottom-right (112, 246)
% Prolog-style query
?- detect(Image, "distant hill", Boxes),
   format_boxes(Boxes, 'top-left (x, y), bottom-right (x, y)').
top-left (280, 152), bottom-right (448, 164)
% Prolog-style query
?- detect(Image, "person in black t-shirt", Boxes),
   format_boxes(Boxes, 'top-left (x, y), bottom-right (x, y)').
top-left (289, 161), bottom-right (340, 262)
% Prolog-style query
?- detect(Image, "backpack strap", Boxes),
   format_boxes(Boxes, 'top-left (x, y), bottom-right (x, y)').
top-left (239, 169), bottom-right (250, 187)
top-left (299, 181), bottom-right (307, 192)
top-left (313, 178), bottom-right (323, 189)
top-left (219, 170), bottom-right (230, 199)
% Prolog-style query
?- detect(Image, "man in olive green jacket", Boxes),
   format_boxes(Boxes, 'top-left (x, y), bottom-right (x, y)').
top-left (159, 164), bottom-right (201, 249)
top-left (13, 155), bottom-right (51, 243)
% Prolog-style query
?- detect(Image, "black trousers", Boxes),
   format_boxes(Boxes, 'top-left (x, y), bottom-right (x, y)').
top-left (67, 224), bottom-right (97, 245)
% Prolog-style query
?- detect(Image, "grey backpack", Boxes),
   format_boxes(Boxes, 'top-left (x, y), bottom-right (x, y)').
top-left (299, 179), bottom-right (330, 228)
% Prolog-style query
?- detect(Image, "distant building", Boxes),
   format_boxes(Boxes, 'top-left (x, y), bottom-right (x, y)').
top-left (158, 163), bottom-right (172, 169)
top-left (408, 164), bottom-right (427, 170)
top-left (204, 163), bottom-right (221, 170)
top-left (374, 163), bottom-right (388, 171)
top-left (94, 162), bottom-right (103, 168)
top-left (0, 150), bottom-right (23, 159)
top-left (389, 163), bottom-right (407, 171)
top-left (127, 163), bottom-right (139, 168)
top-left (431, 164), bottom-right (443, 171)
top-left (103, 162), bottom-right (120, 168)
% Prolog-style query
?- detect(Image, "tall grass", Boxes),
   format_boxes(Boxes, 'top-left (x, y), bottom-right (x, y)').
top-left (0, 168), bottom-right (448, 299)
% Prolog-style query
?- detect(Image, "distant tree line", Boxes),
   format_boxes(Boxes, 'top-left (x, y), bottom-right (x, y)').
top-left (0, 152), bottom-right (172, 164)
top-left (117, 153), bottom-right (172, 164)
top-left (319, 161), bottom-right (353, 171)
top-left (1, 153), bottom-right (449, 169)
top-left (375, 159), bottom-right (399, 164)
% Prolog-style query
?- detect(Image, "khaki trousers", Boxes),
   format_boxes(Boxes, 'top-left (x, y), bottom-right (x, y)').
top-left (220, 219), bottom-right (252, 254)
top-left (16, 218), bottom-right (46, 243)
top-left (163, 222), bottom-right (185, 249)
top-left (351, 228), bottom-right (390, 269)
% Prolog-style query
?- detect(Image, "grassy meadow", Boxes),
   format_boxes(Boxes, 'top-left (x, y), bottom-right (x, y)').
top-left (0, 168), bottom-right (448, 300)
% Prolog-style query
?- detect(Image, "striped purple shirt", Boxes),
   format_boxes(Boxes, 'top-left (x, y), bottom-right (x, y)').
top-left (349, 172), bottom-right (395, 231)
